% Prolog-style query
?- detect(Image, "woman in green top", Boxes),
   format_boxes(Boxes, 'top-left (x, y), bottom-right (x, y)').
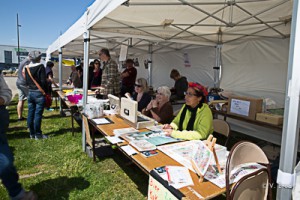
top-left (163, 82), bottom-right (213, 140)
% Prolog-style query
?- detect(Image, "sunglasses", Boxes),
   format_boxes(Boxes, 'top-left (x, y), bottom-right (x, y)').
top-left (184, 91), bottom-right (197, 97)
top-left (94, 62), bottom-right (100, 65)
top-left (134, 84), bottom-right (142, 87)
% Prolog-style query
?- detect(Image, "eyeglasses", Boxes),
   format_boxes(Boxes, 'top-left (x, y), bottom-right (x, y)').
top-left (184, 91), bottom-right (197, 97)
top-left (134, 84), bottom-right (142, 87)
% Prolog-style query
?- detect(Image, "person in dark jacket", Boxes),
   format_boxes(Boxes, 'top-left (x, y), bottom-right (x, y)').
top-left (24, 51), bottom-right (48, 140)
top-left (90, 59), bottom-right (102, 88)
top-left (170, 69), bottom-right (188, 101)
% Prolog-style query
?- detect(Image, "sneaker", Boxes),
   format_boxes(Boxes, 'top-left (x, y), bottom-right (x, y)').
top-left (21, 191), bottom-right (38, 200)
top-left (35, 134), bottom-right (48, 140)
top-left (30, 135), bottom-right (35, 139)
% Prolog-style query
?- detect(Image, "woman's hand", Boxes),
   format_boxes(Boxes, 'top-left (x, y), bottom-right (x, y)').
top-left (163, 129), bottom-right (173, 136)
top-left (162, 124), bottom-right (173, 129)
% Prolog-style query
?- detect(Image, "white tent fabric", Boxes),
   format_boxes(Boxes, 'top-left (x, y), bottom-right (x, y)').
top-left (135, 46), bottom-right (215, 90)
top-left (221, 37), bottom-right (290, 106)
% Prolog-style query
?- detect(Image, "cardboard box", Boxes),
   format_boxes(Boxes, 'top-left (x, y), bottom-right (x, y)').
top-left (256, 113), bottom-right (283, 125)
top-left (227, 95), bottom-right (263, 120)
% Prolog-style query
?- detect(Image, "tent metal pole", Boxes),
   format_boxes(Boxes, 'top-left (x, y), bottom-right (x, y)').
top-left (58, 48), bottom-right (63, 114)
top-left (276, 0), bottom-right (300, 199)
top-left (214, 44), bottom-right (222, 88)
top-left (82, 30), bottom-right (90, 152)
top-left (148, 43), bottom-right (153, 87)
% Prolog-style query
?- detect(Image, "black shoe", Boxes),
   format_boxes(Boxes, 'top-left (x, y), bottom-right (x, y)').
top-left (18, 117), bottom-right (26, 121)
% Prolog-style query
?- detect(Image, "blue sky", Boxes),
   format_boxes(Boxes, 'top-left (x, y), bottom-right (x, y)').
top-left (0, 0), bottom-right (95, 49)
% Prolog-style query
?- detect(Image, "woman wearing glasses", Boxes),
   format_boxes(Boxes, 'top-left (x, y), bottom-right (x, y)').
top-left (163, 82), bottom-right (213, 140)
top-left (90, 59), bottom-right (102, 88)
top-left (142, 86), bottom-right (174, 124)
top-left (128, 78), bottom-right (151, 112)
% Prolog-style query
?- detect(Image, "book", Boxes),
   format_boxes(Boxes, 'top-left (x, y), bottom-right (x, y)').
top-left (141, 150), bottom-right (158, 158)
top-left (130, 139), bottom-right (156, 152)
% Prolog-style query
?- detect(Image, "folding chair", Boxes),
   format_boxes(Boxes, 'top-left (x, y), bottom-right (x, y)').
top-left (225, 141), bottom-right (272, 200)
top-left (213, 119), bottom-right (231, 147)
top-left (230, 168), bottom-right (269, 200)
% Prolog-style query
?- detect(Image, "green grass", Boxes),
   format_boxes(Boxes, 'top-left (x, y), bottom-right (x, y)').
top-left (1, 97), bottom-right (148, 200)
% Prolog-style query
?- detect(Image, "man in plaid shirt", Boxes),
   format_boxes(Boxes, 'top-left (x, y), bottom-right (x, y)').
top-left (99, 48), bottom-right (120, 96)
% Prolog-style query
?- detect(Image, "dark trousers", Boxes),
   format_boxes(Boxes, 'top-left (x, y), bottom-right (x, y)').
top-left (0, 106), bottom-right (23, 198)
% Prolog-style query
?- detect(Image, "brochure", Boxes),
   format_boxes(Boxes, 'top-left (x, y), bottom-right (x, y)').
top-left (191, 140), bottom-right (213, 176)
top-left (130, 139), bottom-right (156, 152)
top-left (141, 150), bottom-right (158, 158)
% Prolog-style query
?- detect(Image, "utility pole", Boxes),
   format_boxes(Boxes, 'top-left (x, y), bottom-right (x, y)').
top-left (17, 13), bottom-right (21, 66)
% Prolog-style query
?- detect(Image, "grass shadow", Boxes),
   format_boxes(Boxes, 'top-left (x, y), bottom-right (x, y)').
top-left (30, 176), bottom-right (90, 200)
top-left (110, 149), bottom-right (149, 196)
top-left (46, 127), bottom-right (81, 137)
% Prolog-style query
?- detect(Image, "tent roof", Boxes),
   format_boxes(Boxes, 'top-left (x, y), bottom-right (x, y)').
top-left (47, 0), bottom-right (292, 57)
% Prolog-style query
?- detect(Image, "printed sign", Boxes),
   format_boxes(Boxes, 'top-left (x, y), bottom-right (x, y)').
top-left (148, 175), bottom-right (179, 200)
top-left (230, 99), bottom-right (250, 116)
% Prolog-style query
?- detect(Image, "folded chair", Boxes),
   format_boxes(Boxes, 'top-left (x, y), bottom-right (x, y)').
top-left (226, 141), bottom-right (272, 200)
top-left (213, 119), bottom-right (231, 147)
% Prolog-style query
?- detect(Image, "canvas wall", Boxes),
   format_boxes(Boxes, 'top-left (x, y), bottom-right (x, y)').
top-left (220, 38), bottom-right (290, 107)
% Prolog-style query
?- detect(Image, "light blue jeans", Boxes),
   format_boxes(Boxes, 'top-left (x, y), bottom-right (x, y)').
top-left (27, 90), bottom-right (45, 138)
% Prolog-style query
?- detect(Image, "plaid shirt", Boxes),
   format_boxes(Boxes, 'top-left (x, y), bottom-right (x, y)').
top-left (101, 58), bottom-right (120, 96)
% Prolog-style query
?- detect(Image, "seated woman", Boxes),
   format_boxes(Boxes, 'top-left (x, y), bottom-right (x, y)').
top-left (163, 82), bottom-right (213, 140)
top-left (142, 86), bottom-right (174, 124)
top-left (128, 78), bottom-right (152, 112)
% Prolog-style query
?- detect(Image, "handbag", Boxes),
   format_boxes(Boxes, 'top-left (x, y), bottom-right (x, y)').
top-left (26, 67), bottom-right (52, 108)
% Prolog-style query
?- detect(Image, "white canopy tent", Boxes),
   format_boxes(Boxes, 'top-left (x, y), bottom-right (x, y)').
top-left (47, 0), bottom-right (299, 199)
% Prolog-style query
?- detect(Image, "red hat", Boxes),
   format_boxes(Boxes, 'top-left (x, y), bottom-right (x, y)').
top-left (188, 82), bottom-right (208, 96)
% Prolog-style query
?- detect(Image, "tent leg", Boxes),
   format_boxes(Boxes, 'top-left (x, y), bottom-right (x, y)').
top-left (277, 0), bottom-right (300, 199)
top-left (82, 30), bottom-right (90, 152)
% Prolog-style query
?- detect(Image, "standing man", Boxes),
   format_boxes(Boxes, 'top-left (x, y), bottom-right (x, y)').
top-left (170, 69), bottom-right (188, 101)
top-left (120, 58), bottom-right (137, 97)
top-left (67, 65), bottom-right (82, 88)
top-left (16, 55), bottom-right (31, 121)
top-left (0, 71), bottom-right (38, 199)
top-left (99, 48), bottom-right (120, 96)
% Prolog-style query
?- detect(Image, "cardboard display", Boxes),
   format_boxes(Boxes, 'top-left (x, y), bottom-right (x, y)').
top-left (256, 112), bottom-right (283, 125)
top-left (227, 95), bottom-right (263, 120)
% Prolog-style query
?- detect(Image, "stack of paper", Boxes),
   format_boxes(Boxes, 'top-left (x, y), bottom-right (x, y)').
top-left (113, 127), bottom-right (138, 136)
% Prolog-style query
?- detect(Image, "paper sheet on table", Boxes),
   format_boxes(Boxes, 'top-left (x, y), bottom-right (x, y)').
top-left (105, 136), bottom-right (124, 144)
top-left (120, 145), bottom-right (138, 156)
top-left (113, 127), bottom-right (139, 137)
top-left (166, 166), bottom-right (194, 189)
top-left (91, 118), bottom-right (112, 125)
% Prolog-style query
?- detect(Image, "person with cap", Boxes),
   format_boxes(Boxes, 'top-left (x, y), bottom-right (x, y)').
top-left (0, 71), bottom-right (38, 199)
top-left (23, 51), bottom-right (48, 140)
top-left (99, 48), bottom-right (120, 96)
top-left (169, 69), bottom-right (188, 101)
top-left (16, 55), bottom-right (31, 121)
top-left (163, 82), bottom-right (213, 140)
top-left (120, 58), bottom-right (137, 97)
